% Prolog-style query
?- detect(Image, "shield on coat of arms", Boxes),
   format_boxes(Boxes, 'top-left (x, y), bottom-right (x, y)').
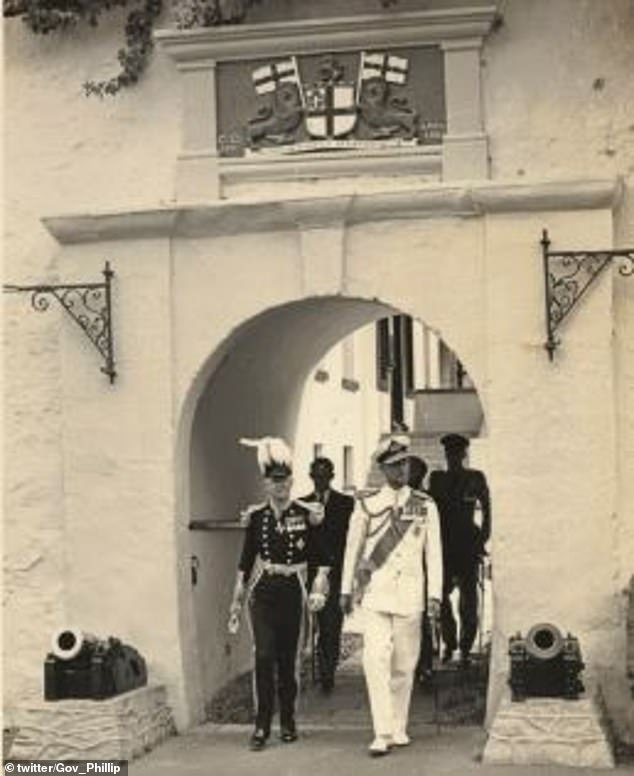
top-left (304, 83), bottom-right (357, 139)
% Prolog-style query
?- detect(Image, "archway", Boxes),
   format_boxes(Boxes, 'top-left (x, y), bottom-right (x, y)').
top-left (180, 294), bottom-right (488, 723)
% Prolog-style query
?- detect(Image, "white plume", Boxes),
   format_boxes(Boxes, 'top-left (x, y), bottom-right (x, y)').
top-left (239, 436), bottom-right (293, 472)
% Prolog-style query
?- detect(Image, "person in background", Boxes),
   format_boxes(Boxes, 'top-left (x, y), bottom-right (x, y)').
top-left (340, 436), bottom-right (442, 757)
top-left (428, 434), bottom-right (491, 667)
top-left (227, 437), bottom-right (330, 751)
top-left (407, 455), bottom-right (427, 493)
top-left (300, 457), bottom-right (354, 692)
top-left (407, 455), bottom-right (440, 683)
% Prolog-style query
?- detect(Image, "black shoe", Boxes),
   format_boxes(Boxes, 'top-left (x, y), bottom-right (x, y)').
top-left (280, 725), bottom-right (298, 743)
top-left (460, 651), bottom-right (472, 668)
top-left (249, 729), bottom-right (268, 751)
top-left (441, 647), bottom-right (454, 664)
top-left (418, 668), bottom-right (434, 683)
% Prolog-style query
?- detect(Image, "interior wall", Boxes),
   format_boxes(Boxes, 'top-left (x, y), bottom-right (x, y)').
top-left (190, 298), bottom-right (395, 520)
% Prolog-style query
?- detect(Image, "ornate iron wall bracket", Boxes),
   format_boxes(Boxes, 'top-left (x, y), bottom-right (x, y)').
top-left (4, 262), bottom-right (116, 383)
top-left (541, 229), bottom-right (634, 360)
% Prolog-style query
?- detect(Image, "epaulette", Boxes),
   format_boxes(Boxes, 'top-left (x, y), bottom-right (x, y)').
top-left (238, 502), bottom-right (266, 527)
top-left (355, 488), bottom-right (380, 501)
top-left (410, 488), bottom-right (431, 501)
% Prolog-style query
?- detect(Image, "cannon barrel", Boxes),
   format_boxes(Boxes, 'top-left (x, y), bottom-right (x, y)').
top-left (44, 629), bottom-right (147, 701)
top-left (508, 621), bottom-right (584, 702)
top-left (524, 622), bottom-right (565, 661)
top-left (50, 628), bottom-right (98, 661)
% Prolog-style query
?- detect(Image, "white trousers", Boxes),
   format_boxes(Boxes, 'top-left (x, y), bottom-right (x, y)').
top-left (361, 609), bottom-right (422, 738)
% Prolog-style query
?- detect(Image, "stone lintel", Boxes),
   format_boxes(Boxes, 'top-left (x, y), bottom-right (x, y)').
top-left (155, 6), bottom-right (500, 63)
top-left (41, 178), bottom-right (622, 246)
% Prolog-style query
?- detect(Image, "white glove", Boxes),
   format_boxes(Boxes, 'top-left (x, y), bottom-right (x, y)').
top-left (308, 593), bottom-right (326, 612)
top-left (295, 499), bottom-right (325, 526)
top-left (227, 601), bottom-right (242, 634)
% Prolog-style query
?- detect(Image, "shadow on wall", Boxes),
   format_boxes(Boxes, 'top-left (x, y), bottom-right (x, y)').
top-left (188, 296), bottom-right (398, 523)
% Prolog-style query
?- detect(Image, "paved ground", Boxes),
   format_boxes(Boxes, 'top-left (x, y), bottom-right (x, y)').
top-left (131, 645), bottom-right (633, 776)
top-left (130, 721), bottom-right (634, 776)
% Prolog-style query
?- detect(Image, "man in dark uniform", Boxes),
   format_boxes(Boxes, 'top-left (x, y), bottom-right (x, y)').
top-left (428, 434), bottom-right (491, 667)
top-left (407, 456), bottom-right (440, 682)
top-left (300, 457), bottom-right (354, 692)
top-left (228, 437), bottom-right (330, 751)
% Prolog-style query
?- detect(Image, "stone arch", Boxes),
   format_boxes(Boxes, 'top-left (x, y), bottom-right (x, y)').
top-left (174, 292), bottom-right (487, 724)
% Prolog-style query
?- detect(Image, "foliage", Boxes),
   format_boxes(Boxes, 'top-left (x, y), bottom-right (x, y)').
top-left (84, 0), bottom-right (163, 96)
top-left (3, 0), bottom-right (397, 96)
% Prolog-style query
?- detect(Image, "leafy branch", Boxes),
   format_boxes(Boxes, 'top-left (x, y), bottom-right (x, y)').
top-left (83, 0), bottom-right (162, 96)
top-left (4, 0), bottom-right (398, 96)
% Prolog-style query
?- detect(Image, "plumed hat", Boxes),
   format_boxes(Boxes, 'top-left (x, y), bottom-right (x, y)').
top-left (375, 434), bottom-right (411, 465)
top-left (240, 436), bottom-right (293, 479)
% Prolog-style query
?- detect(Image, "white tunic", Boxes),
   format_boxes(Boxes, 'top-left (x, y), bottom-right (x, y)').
top-left (340, 484), bottom-right (442, 616)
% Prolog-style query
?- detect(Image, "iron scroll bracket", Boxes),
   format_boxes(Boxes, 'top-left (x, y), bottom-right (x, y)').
top-left (541, 229), bottom-right (634, 360)
top-left (3, 262), bottom-right (116, 383)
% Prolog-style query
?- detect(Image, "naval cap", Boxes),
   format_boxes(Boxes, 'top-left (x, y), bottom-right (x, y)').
top-left (375, 434), bottom-right (411, 465)
top-left (440, 433), bottom-right (469, 451)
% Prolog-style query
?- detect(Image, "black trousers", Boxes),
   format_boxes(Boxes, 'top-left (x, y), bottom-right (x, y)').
top-left (440, 563), bottom-right (479, 655)
top-left (250, 575), bottom-right (302, 734)
top-left (315, 584), bottom-right (344, 684)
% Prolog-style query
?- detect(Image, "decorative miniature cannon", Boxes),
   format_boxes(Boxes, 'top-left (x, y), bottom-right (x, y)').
top-left (44, 627), bottom-right (147, 701)
top-left (509, 622), bottom-right (584, 702)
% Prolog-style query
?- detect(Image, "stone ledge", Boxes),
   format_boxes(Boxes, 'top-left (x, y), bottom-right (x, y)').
top-left (155, 6), bottom-right (499, 64)
top-left (41, 177), bottom-right (622, 246)
top-left (10, 685), bottom-right (175, 761)
top-left (483, 696), bottom-right (615, 769)
top-left (217, 145), bottom-right (441, 186)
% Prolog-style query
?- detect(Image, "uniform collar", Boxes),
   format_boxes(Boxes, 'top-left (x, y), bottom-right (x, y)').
top-left (378, 484), bottom-right (411, 508)
top-left (267, 498), bottom-right (292, 519)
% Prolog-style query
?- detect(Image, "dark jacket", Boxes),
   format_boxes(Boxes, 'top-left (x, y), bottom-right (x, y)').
top-left (428, 468), bottom-right (491, 574)
top-left (299, 488), bottom-right (354, 589)
top-left (238, 500), bottom-right (329, 581)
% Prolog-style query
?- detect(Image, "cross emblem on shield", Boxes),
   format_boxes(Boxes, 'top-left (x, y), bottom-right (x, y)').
top-left (304, 83), bottom-right (357, 139)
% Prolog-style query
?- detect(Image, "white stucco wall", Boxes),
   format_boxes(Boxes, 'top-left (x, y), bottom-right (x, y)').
top-left (3, 8), bottom-right (181, 715)
top-left (3, 0), bottom-right (634, 743)
top-left (485, 0), bottom-right (634, 184)
top-left (293, 325), bottom-right (390, 497)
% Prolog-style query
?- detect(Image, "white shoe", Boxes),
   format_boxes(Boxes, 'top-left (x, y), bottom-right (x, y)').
top-left (368, 736), bottom-right (391, 757)
top-left (392, 732), bottom-right (411, 747)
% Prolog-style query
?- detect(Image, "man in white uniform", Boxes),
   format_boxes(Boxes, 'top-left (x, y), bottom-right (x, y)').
top-left (340, 435), bottom-right (442, 757)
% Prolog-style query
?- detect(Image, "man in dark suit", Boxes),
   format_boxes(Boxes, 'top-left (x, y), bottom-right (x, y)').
top-left (301, 457), bottom-right (354, 692)
top-left (428, 434), bottom-right (491, 667)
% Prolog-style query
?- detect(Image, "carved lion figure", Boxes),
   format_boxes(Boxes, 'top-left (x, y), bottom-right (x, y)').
top-left (247, 81), bottom-right (304, 147)
top-left (358, 76), bottom-right (418, 139)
